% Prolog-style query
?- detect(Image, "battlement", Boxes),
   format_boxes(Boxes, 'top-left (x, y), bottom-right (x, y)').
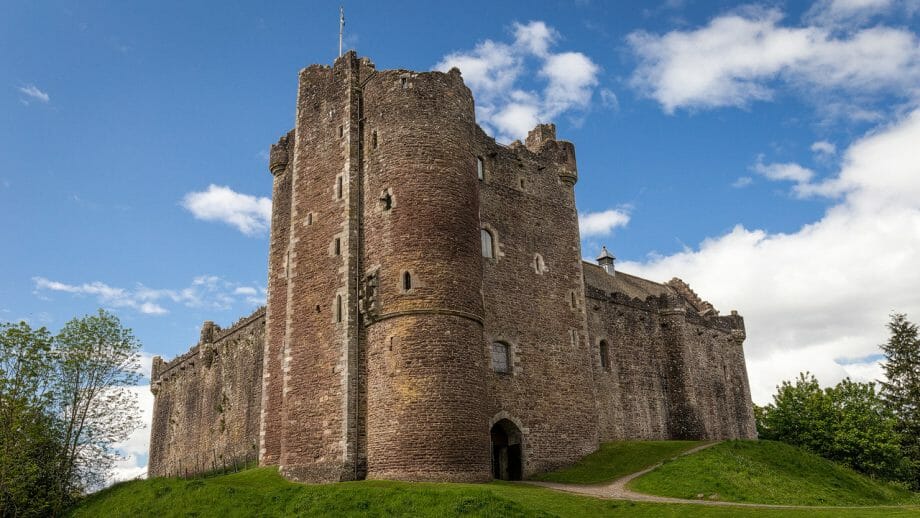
top-left (150, 306), bottom-right (266, 387)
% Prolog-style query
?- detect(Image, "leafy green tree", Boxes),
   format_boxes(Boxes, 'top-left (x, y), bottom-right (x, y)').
top-left (52, 309), bottom-right (142, 509)
top-left (879, 313), bottom-right (920, 487)
top-left (757, 372), bottom-right (908, 482)
top-left (0, 321), bottom-right (64, 517)
top-left (756, 373), bottom-right (835, 453)
top-left (828, 378), bottom-right (906, 481)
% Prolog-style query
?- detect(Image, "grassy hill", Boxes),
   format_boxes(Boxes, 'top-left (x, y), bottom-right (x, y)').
top-left (69, 441), bottom-right (920, 517)
top-left (531, 440), bottom-right (704, 484)
top-left (628, 440), bottom-right (919, 506)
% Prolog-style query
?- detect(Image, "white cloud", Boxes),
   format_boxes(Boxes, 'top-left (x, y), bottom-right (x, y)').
top-left (733, 176), bottom-right (754, 188)
top-left (619, 108), bottom-right (920, 403)
top-left (33, 275), bottom-right (264, 315)
top-left (513, 20), bottom-right (558, 57)
top-left (811, 140), bottom-right (837, 157)
top-left (182, 185), bottom-right (272, 236)
top-left (17, 84), bottom-right (50, 104)
top-left (435, 21), bottom-right (603, 141)
top-left (627, 7), bottom-right (920, 114)
top-left (751, 157), bottom-right (816, 192)
top-left (579, 208), bottom-right (631, 237)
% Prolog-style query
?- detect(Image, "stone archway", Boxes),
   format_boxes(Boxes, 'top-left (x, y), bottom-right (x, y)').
top-left (490, 419), bottom-right (523, 480)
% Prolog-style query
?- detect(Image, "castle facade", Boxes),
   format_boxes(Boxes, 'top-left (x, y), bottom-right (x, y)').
top-left (148, 52), bottom-right (756, 483)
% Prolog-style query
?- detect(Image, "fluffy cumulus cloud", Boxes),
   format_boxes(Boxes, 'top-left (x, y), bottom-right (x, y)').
top-left (435, 21), bottom-right (603, 142)
top-left (627, 6), bottom-right (920, 114)
top-left (32, 275), bottom-right (265, 316)
top-left (579, 208), bottom-right (631, 237)
top-left (182, 185), bottom-right (272, 236)
top-left (620, 108), bottom-right (920, 403)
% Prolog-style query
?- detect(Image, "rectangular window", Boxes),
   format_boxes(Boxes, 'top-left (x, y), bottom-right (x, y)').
top-left (491, 342), bottom-right (510, 373)
top-left (334, 238), bottom-right (341, 256)
top-left (477, 157), bottom-right (484, 180)
top-left (336, 176), bottom-right (343, 199)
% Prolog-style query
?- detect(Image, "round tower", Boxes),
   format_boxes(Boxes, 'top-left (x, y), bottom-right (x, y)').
top-left (360, 68), bottom-right (491, 481)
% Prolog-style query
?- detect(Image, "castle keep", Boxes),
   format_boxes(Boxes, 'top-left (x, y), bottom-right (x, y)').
top-left (148, 52), bottom-right (757, 482)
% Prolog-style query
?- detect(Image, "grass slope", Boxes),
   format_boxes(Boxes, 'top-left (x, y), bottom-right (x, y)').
top-left (531, 440), bottom-right (703, 484)
top-left (70, 466), bottom-right (919, 517)
top-left (629, 440), bottom-right (919, 506)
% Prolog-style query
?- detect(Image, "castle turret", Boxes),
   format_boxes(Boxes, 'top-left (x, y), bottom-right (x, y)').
top-left (359, 66), bottom-right (491, 481)
top-left (259, 130), bottom-right (294, 466)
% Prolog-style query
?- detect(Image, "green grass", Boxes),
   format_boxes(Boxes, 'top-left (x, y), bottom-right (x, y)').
top-left (531, 440), bottom-right (704, 484)
top-left (70, 465), bottom-right (920, 517)
top-left (629, 440), bottom-right (920, 506)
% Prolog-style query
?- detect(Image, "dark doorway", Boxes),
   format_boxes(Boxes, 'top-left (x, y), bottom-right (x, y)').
top-left (490, 419), bottom-right (523, 480)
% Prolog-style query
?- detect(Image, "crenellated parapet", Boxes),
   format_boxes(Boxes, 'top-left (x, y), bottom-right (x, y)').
top-left (150, 307), bottom-right (266, 389)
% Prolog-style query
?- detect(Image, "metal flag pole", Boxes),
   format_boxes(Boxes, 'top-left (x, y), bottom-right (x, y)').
top-left (339, 6), bottom-right (345, 57)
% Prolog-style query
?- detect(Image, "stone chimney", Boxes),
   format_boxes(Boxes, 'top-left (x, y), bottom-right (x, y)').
top-left (597, 246), bottom-right (615, 276)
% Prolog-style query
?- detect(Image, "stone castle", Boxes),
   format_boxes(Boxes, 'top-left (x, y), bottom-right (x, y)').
top-left (148, 52), bottom-right (756, 483)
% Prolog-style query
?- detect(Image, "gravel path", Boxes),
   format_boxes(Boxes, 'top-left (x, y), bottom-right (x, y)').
top-left (523, 442), bottom-right (917, 510)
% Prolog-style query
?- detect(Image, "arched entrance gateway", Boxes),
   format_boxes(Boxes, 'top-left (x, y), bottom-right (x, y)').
top-left (490, 419), bottom-right (523, 480)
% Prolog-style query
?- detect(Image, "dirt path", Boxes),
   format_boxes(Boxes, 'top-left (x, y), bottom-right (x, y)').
top-left (523, 442), bottom-right (916, 510)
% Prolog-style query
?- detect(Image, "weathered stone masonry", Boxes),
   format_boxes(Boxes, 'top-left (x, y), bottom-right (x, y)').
top-left (148, 309), bottom-right (264, 477)
top-left (148, 52), bottom-right (757, 481)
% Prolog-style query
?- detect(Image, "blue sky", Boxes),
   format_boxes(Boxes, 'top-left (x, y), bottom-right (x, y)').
top-left (3, 0), bottom-right (920, 481)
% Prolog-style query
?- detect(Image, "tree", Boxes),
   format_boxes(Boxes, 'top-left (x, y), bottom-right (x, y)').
top-left (0, 321), bottom-right (64, 517)
top-left (879, 313), bottom-right (920, 487)
top-left (756, 373), bottom-right (835, 454)
top-left (51, 309), bottom-right (142, 510)
top-left (757, 372), bottom-right (908, 482)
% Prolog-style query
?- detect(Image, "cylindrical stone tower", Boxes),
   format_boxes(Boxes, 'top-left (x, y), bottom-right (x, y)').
top-left (360, 68), bottom-right (492, 481)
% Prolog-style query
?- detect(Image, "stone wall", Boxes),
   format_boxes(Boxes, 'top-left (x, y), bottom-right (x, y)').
top-left (148, 308), bottom-right (265, 477)
top-left (476, 124), bottom-right (599, 476)
top-left (584, 264), bottom-right (757, 441)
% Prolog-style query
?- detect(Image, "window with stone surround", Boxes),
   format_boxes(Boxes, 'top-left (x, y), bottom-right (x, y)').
top-left (491, 342), bottom-right (510, 373)
top-left (477, 157), bottom-right (484, 180)
top-left (334, 238), bottom-right (341, 256)
top-left (335, 295), bottom-right (343, 323)
top-left (481, 229), bottom-right (494, 258)
top-left (599, 340), bottom-right (610, 371)
top-left (336, 176), bottom-right (343, 199)
top-left (403, 271), bottom-right (412, 291)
